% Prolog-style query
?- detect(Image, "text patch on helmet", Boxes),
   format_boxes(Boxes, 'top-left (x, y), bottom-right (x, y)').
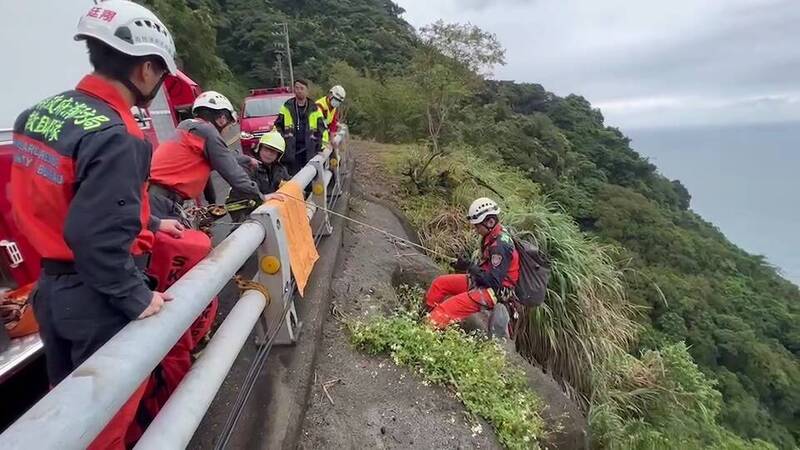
top-left (87, 7), bottom-right (117, 22)
top-left (491, 253), bottom-right (503, 267)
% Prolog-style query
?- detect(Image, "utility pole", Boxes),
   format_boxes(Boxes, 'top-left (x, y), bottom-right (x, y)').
top-left (274, 52), bottom-right (285, 87)
top-left (282, 22), bottom-right (295, 87)
top-left (272, 22), bottom-right (294, 88)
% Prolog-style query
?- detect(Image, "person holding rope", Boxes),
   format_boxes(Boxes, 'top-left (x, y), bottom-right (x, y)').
top-left (149, 91), bottom-right (262, 223)
top-left (425, 198), bottom-right (520, 328)
top-left (226, 131), bottom-right (291, 223)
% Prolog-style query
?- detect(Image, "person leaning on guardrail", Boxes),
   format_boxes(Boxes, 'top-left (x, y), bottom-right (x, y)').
top-left (148, 91), bottom-right (264, 223)
top-left (226, 131), bottom-right (291, 223)
top-left (9, 1), bottom-right (180, 447)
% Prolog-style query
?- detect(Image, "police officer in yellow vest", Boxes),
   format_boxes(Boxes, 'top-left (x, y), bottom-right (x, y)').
top-left (273, 78), bottom-right (327, 175)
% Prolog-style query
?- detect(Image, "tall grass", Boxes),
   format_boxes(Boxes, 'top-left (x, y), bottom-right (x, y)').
top-left (389, 146), bottom-right (637, 398)
top-left (382, 144), bottom-right (775, 449)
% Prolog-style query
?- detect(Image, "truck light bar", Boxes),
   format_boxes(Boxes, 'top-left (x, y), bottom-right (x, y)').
top-left (249, 87), bottom-right (292, 96)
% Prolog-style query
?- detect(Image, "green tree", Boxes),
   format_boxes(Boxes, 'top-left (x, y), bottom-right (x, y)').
top-left (406, 21), bottom-right (505, 187)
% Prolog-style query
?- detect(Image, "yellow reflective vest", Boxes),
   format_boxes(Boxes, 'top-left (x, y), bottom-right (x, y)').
top-left (274, 98), bottom-right (326, 152)
top-left (315, 96), bottom-right (338, 144)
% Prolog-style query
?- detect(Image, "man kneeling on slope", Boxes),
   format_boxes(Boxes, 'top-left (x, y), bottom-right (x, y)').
top-left (426, 198), bottom-right (520, 328)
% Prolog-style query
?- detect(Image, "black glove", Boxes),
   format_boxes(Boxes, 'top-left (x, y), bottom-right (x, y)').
top-left (450, 255), bottom-right (471, 272)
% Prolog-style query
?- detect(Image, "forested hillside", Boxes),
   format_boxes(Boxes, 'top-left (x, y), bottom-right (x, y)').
top-left (142, 0), bottom-right (415, 102)
top-left (141, 1), bottom-right (800, 447)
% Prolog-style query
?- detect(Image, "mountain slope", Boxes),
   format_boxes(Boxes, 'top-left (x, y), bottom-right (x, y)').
top-left (142, 1), bottom-right (800, 447)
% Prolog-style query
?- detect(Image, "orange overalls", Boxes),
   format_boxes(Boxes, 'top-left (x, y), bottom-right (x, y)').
top-left (426, 225), bottom-right (519, 328)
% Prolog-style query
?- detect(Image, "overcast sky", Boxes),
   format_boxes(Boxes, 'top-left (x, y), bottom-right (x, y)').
top-left (395, 0), bottom-right (800, 129)
top-left (0, 1), bottom-right (94, 127)
top-left (2, 1), bottom-right (798, 130)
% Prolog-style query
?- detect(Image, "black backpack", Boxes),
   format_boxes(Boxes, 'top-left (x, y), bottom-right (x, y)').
top-left (510, 233), bottom-right (551, 307)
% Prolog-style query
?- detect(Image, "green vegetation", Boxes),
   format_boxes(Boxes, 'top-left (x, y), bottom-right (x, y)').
top-left (144, 1), bottom-right (800, 447)
top-left (591, 342), bottom-right (775, 450)
top-left (381, 145), bottom-right (772, 449)
top-left (350, 285), bottom-right (545, 450)
top-left (333, 34), bottom-right (800, 447)
top-left (142, 0), bottom-right (416, 103)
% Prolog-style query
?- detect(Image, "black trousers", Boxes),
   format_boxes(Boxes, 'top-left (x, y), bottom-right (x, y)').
top-left (287, 149), bottom-right (309, 176)
top-left (148, 187), bottom-right (188, 226)
top-left (32, 273), bottom-right (131, 385)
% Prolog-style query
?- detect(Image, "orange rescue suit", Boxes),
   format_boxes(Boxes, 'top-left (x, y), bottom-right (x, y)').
top-left (149, 128), bottom-right (210, 199)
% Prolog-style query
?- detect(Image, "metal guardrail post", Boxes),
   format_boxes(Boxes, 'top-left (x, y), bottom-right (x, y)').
top-left (134, 289), bottom-right (268, 450)
top-left (0, 221), bottom-right (267, 450)
top-left (310, 156), bottom-right (333, 237)
top-left (250, 201), bottom-right (299, 345)
top-left (329, 126), bottom-right (347, 197)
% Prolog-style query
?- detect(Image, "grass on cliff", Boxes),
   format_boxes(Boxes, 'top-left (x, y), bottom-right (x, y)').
top-left (348, 285), bottom-right (546, 450)
top-left (375, 143), bottom-right (775, 450)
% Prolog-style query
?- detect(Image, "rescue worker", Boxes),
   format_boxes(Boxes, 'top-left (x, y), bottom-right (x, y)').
top-left (149, 91), bottom-right (262, 222)
top-left (10, 1), bottom-right (180, 447)
top-left (273, 78), bottom-right (327, 175)
top-left (425, 198), bottom-right (520, 328)
top-left (226, 131), bottom-right (291, 222)
top-left (315, 85), bottom-right (346, 188)
top-left (11, 0), bottom-right (178, 386)
top-left (315, 85), bottom-right (346, 141)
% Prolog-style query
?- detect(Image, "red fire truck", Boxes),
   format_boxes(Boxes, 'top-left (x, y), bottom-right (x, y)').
top-left (238, 87), bottom-right (293, 155)
top-left (0, 72), bottom-right (201, 383)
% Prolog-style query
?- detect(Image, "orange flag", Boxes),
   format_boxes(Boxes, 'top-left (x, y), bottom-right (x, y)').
top-left (265, 181), bottom-right (320, 296)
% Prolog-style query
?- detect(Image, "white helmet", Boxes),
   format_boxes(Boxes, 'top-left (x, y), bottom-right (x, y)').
top-left (193, 91), bottom-right (237, 121)
top-left (74, 0), bottom-right (177, 74)
top-left (467, 197), bottom-right (501, 224)
top-left (329, 85), bottom-right (346, 102)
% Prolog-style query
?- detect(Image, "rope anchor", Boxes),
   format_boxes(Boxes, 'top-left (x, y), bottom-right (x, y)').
top-left (234, 275), bottom-right (271, 305)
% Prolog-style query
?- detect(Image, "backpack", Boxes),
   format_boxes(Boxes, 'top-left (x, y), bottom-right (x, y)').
top-left (510, 233), bottom-right (551, 307)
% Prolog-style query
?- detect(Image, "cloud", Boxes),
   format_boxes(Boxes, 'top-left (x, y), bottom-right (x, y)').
top-left (457, 0), bottom-right (538, 12)
top-left (395, 0), bottom-right (800, 128)
top-left (596, 93), bottom-right (800, 128)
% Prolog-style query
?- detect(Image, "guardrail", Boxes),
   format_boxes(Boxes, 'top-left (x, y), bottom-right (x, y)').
top-left (0, 126), bottom-right (349, 449)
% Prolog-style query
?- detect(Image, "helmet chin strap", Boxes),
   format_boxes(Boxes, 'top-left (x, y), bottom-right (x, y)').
top-left (122, 74), bottom-right (166, 108)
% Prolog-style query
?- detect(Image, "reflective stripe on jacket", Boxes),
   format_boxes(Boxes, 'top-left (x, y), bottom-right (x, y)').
top-left (315, 96), bottom-right (338, 143)
top-left (274, 98), bottom-right (327, 155)
top-left (10, 74), bottom-right (154, 314)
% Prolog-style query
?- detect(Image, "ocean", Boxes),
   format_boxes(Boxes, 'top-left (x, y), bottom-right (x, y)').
top-left (626, 122), bottom-right (799, 286)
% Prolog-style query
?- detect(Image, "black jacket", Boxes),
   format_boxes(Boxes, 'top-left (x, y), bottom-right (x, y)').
top-left (11, 75), bottom-right (153, 319)
top-left (273, 98), bottom-right (326, 164)
top-left (228, 162), bottom-right (290, 203)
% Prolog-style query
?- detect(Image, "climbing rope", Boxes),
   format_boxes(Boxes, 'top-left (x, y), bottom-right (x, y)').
top-left (234, 275), bottom-right (271, 306)
top-left (211, 190), bottom-right (456, 261)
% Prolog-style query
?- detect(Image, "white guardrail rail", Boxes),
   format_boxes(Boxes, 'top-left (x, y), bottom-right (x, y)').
top-left (0, 126), bottom-right (349, 450)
